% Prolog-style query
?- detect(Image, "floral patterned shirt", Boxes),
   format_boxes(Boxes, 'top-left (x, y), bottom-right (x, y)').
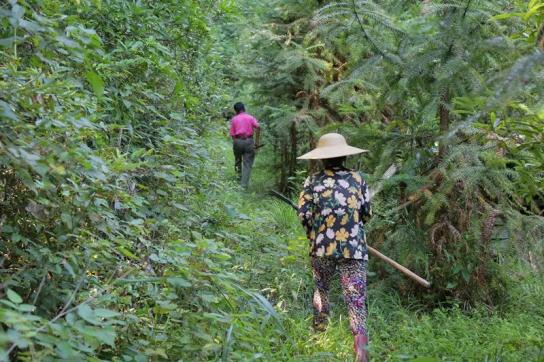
top-left (298, 167), bottom-right (372, 259)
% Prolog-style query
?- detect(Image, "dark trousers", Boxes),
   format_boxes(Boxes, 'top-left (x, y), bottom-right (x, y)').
top-left (233, 138), bottom-right (255, 189)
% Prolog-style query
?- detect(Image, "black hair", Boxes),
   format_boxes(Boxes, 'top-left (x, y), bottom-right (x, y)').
top-left (234, 102), bottom-right (245, 114)
top-left (322, 156), bottom-right (346, 168)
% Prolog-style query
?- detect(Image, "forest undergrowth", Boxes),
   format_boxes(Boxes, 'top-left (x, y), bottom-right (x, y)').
top-left (1, 0), bottom-right (543, 361)
top-left (213, 134), bottom-right (544, 361)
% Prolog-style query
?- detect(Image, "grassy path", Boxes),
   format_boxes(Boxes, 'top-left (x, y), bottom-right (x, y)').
top-left (207, 134), bottom-right (544, 361)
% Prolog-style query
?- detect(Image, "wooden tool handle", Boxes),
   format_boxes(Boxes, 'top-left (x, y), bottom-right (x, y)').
top-left (368, 246), bottom-right (431, 288)
top-left (268, 189), bottom-right (431, 288)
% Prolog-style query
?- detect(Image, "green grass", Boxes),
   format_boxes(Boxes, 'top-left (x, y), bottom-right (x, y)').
top-left (205, 136), bottom-right (544, 361)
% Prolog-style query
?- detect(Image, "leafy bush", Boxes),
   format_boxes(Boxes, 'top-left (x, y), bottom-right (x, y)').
top-left (0, 1), bottom-right (278, 360)
top-left (2, 0), bottom-right (543, 360)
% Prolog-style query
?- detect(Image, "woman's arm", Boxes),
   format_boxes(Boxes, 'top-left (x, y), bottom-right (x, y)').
top-left (360, 177), bottom-right (372, 224)
top-left (298, 176), bottom-right (314, 234)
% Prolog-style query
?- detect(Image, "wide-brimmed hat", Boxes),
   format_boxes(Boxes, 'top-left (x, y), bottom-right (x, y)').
top-left (297, 133), bottom-right (368, 160)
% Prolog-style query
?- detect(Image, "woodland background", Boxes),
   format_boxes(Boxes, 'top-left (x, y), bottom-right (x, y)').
top-left (1, 0), bottom-right (543, 361)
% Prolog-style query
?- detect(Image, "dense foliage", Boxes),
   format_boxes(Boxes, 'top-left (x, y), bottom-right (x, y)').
top-left (0, 0), bottom-right (279, 360)
top-left (1, 0), bottom-right (543, 360)
top-left (238, 0), bottom-right (544, 304)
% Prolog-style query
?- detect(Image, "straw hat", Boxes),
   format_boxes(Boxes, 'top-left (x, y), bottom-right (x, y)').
top-left (297, 133), bottom-right (368, 160)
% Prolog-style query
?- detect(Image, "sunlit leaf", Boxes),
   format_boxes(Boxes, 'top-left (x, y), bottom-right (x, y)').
top-left (85, 71), bottom-right (105, 97)
top-left (7, 289), bottom-right (23, 304)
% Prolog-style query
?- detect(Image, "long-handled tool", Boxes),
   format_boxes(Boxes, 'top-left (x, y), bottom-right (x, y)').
top-left (269, 189), bottom-right (431, 288)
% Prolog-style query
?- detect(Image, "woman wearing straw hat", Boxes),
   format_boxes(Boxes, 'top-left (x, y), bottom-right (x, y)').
top-left (297, 133), bottom-right (371, 362)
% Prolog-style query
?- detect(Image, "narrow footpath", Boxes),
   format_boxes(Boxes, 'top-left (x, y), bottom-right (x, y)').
top-left (204, 134), bottom-right (544, 361)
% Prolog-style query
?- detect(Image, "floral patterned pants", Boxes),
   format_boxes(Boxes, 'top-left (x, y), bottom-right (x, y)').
top-left (311, 257), bottom-right (367, 336)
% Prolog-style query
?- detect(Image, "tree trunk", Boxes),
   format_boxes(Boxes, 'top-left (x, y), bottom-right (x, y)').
top-left (438, 90), bottom-right (450, 158)
top-left (308, 132), bottom-right (317, 174)
top-left (538, 23), bottom-right (544, 50)
top-left (289, 122), bottom-right (297, 180)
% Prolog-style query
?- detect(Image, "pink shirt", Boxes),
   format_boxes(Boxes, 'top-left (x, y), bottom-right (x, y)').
top-left (229, 112), bottom-right (259, 137)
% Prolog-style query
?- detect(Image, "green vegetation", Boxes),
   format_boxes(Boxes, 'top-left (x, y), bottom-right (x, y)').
top-left (1, 0), bottom-right (543, 361)
top-left (238, 0), bottom-right (544, 305)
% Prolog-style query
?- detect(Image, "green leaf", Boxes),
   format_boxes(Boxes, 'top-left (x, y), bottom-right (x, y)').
top-left (62, 260), bottom-right (76, 277)
top-left (0, 37), bottom-right (15, 48)
top-left (82, 326), bottom-right (116, 346)
top-left (7, 289), bottom-right (23, 304)
top-left (12, 4), bottom-right (24, 20)
top-left (238, 213), bottom-right (251, 220)
top-left (61, 212), bottom-right (73, 229)
top-left (7, 329), bottom-right (28, 348)
top-left (167, 277), bottom-right (192, 288)
top-left (17, 304), bottom-right (36, 312)
top-left (128, 218), bottom-right (144, 225)
top-left (94, 308), bottom-right (121, 318)
top-left (78, 304), bottom-right (99, 325)
top-left (20, 19), bottom-right (42, 32)
top-left (118, 246), bottom-right (138, 260)
top-left (491, 12), bottom-right (524, 20)
top-left (0, 100), bottom-right (18, 121)
top-left (56, 341), bottom-right (76, 359)
top-left (85, 71), bottom-right (105, 97)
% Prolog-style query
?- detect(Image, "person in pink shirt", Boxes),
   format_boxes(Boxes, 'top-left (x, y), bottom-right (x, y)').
top-left (229, 102), bottom-right (261, 189)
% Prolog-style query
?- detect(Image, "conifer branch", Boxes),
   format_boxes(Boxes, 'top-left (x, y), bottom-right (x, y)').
top-left (462, 0), bottom-right (472, 18)
top-left (350, 0), bottom-right (400, 64)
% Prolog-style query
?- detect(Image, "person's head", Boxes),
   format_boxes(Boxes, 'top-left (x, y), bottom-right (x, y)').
top-left (322, 156), bottom-right (346, 169)
top-left (234, 102), bottom-right (245, 114)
